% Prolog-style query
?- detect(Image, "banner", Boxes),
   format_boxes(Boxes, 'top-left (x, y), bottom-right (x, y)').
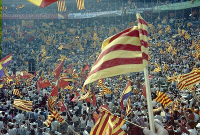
top-left (2, 14), bottom-right (68, 19)
top-left (68, 10), bottom-right (122, 19)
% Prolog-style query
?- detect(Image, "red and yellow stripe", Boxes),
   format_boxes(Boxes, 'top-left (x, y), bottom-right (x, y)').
top-left (76, 0), bottom-right (84, 10)
top-left (83, 14), bottom-right (148, 93)
top-left (13, 99), bottom-right (32, 112)
top-left (57, 0), bottom-right (66, 11)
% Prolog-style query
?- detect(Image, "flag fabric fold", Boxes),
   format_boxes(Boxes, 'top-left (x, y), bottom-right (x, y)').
top-left (0, 63), bottom-right (5, 79)
top-left (125, 97), bottom-right (131, 116)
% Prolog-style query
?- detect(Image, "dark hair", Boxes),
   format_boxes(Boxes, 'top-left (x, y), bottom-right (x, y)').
top-left (187, 121), bottom-right (196, 129)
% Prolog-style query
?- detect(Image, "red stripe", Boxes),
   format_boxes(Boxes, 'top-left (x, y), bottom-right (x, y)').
top-left (140, 40), bottom-right (148, 48)
top-left (88, 58), bottom-right (143, 78)
top-left (179, 73), bottom-right (199, 84)
top-left (142, 53), bottom-right (148, 61)
top-left (113, 128), bottom-right (124, 135)
top-left (13, 105), bottom-right (31, 111)
top-left (139, 29), bottom-right (148, 37)
top-left (138, 18), bottom-right (148, 26)
top-left (185, 77), bottom-right (200, 87)
top-left (94, 44), bottom-right (141, 66)
top-left (120, 29), bottom-right (139, 37)
top-left (109, 27), bottom-right (132, 43)
top-left (0, 54), bottom-right (12, 62)
top-left (99, 112), bottom-right (110, 134)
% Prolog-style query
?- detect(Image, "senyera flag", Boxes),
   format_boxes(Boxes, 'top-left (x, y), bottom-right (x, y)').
top-left (82, 13), bottom-right (148, 93)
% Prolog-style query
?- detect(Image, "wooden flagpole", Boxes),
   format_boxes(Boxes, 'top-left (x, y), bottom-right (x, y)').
top-left (144, 67), bottom-right (155, 132)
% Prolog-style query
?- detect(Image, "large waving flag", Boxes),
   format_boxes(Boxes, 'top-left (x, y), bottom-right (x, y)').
top-left (0, 54), bottom-right (12, 67)
top-left (27, 0), bottom-right (58, 8)
top-left (13, 89), bottom-right (23, 98)
top-left (82, 13), bottom-right (148, 93)
top-left (13, 99), bottom-right (33, 112)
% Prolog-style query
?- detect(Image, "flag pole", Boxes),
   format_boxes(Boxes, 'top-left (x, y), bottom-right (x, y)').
top-left (144, 67), bottom-right (155, 132)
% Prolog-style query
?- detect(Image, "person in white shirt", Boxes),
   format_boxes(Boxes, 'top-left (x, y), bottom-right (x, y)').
top-left (51, 118), bottom-right (60, 132)
top-left (17, 110), bottom-right (25, 122)
top-left (86, 116), bottom-right (94, 133)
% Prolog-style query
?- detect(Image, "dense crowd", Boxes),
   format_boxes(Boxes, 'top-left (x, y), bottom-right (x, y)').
top-left (0, 10), bottom-right (200, 135)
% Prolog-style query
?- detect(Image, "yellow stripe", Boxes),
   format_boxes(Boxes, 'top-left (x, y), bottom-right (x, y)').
top-left (96, 113), bottom-right (109, 134)
top-left (84, 64), bottom-right (144, 85)
top-left (92, 50), bottom-right (142, 70)
top-left (2, 57), bottom-right (12, 65)
top-left (102, 33), bottom-right (140, 52)
top-left (27, 0), bottom-right (43, 7)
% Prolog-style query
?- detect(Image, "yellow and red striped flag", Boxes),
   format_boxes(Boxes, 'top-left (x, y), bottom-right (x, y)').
top-left (152, 67), bottom-right (161, 73)
top-left (78, 89), bottom-right (92, 101)
top-left (170, 100), bottom-right (178, 114)
top-left (154, 91), bottom-right (172, 108)
top-left (43, 115), bottom-right (54, 127)
top-left (102, 86), bottom-right (112, 94)
top-left (52, 111), bottom-right (65, 124)
top-left (57, 0), bottom-right (66, 11)
top-left (13, 89), bottom-right (23, 98)
top-left (163, 63), bottom-right (168, 72)
top-left (177, 67), bottom-right (200, 90)
top-left (82, 13), bottom-right (148, 93)
top-left (125, 97), bottom-right (131, 116)
top-left (48, 97), bottom-right (55, 114)
top-left (13, 99), bottom-right (33, 112)
top-left (76, 0), bottom-right (85, 10)
top-left (90, 108), bottom-right (126, 135)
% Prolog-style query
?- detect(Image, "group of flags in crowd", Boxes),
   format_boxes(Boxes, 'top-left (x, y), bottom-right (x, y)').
top-left (1, 13), bottom-right (200, 134)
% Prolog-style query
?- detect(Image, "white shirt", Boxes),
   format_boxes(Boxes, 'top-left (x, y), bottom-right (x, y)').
top-left (18, 113), bottom-right (25, 121)
top-left (87, 120), bottom-right (94, 128)
top-left (8, 128), bottom-right (17, 135)
top-left (51, 121), bottom-right (60, 131)
top-left (194, 113), bottom-right (199, 123)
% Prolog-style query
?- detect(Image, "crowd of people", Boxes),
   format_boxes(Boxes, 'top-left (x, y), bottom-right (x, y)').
top-left (0, 6), bottom-right (200, 135)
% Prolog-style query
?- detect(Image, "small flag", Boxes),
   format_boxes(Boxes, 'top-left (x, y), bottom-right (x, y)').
top-left (163, 63), bottom-right (168, 72)
top-left (13, 89), bottom-right (23, 98)
top-left (125, 97), bottom-right (131, 116)
top-left (97, 79), bottom-right (103, 87)
top-left (76, 0), bottom-right (85, 10)
top-left (57, 0), bottom-right (66, 11)
top-left (154, 91), bottom-right (172, 108)
top-left (13, 99), bottom-right (33, 112)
